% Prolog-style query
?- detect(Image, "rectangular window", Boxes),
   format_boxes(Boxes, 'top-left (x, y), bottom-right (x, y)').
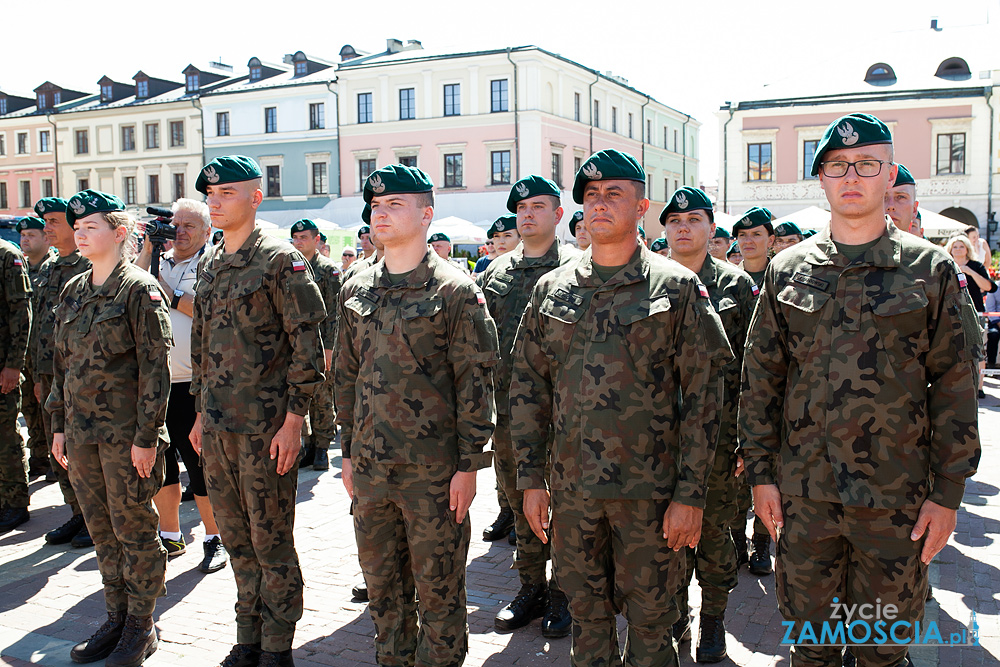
top-left (674, 179), bottom-right (679, 193)
top-left (101, 84), bottom-right (113, 102)
top-left (311, 162), bottom-right (328, 195)
top-left (444, 84), bottom-right (460, 117)
top-left (574, 93), bottom-right (581, 122)
top-left (19, 181), bottom-right (31, 208)
top-left (748, 143), bottom-right (772, 181)
top-left (39, 130), bottom-right (50, 153)
top-left (803, 140), bottom-right (819, 180)
top-left (170, 121), bottom-right (184, 147)
top-left (16, 132), bottom-right (28, 154)
top-left (491, 79), bottom-right (508, 113)
top-left (0, 99), bottom-right (6, 114)
top-left (121, 125), bottom-right (135, 152)
top-left (399, 88), bottom-right (415, 120)
top-left (551, 153), bottom-right (562, 188)
top-left (611, 107), bottom-right (617, 133)
top-left (664, 127), bottom-right (668, 149)
top-left (491, 150), bottom-right (511, 185)
top-left (359, 159), bottom-right (376, 192)
top-left (309, 103), bottom-right (325, 130)
top-left (647, 119), bottom-right (652, 144)
top-left (172, 173), bottom-right (184, 200)
top-left (444, 153), bottom-right (463, 187)
top-left (937, 133), bottom-right (966, 175)
top-left (674, 130), bottom-right (679, 152)
top-left (78, 178), bottom-right (89, 191)
top-left (357, 93), bottom-right (373, 124)
top-left (76, 129), bottom-right (89, 155)
top-left (42, 178), bottom-right (53, 198)
top-left (574, 156), bottom-right (582, 174)
top-left (399, 155), bottom-right (417, 168)
top-left (628, 113), bottom-right (633, 139)
top-left (264, 107), bottom-right (277, 134)
top-left (0, 183), bottom-right (6, 209)
top-left (266, 165), bottom-right (281, 197)
top-left (0, 135), bottom-right (5, 155)
top-left (136, 80), bottom-right (148, 98)
top-left (217, 112), bottom-right (230, 137)
top-left (145, 123), bottom-right (159, 149)
top-left (123, 176), bottom-right (137, 205)
top-left (295, 61), bottom-right (307, 76)
top-left (148, 174), bottom-right (160, 204)
top-left (664, 178), bottom-right (670, 199)
top-left (186, 73), bottom-right (199, 93)
top-left (593, 101), bottom-right (599, 128)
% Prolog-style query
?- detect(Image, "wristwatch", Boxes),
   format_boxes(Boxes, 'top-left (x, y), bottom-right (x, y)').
top-left (170, 289), bottom-right (184, 310)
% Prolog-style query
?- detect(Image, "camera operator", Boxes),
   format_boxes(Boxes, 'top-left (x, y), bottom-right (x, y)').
top-left (136, 199), bottom-right (227, 574)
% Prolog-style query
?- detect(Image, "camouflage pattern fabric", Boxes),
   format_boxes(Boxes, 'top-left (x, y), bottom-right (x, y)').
top-left (0, 240), bottom-right (30, 509)
top-left (22, 251), bottom-right (51, 464)
top-left (38, 372), bottom-right (79, 515)
top-left (308, 252), bottom-right (341, 443)
top-left (201, 431), bottom-right (303, 653)
top-left (341, 253), bottom-right (377, 283)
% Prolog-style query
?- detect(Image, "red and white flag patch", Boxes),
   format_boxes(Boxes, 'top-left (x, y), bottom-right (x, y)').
top-left (957, 272), bottom-right (967, 288)
top-left (292, 260), bottom-right (307, 272)
top-left (698, 284), bottom-right (709, 298)
top-left (474, 287), bottom-right (486, 305)
top-left (149, 290), bottom-right (162, 302)
top-left (13, 258), bottom-right (22, 267)
top-left (751, 283), bottom-right (760, 296)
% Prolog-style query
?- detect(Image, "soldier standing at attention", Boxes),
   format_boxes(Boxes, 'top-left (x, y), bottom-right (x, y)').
top-left (772, 222), bottom-right (804, 254)
top-left (482, 176), bottom-right (577, 638)
top-left (741, 113), bottom-right (982, 667)
top-left (290, 219), bottom-right (341, 471)
top-left (189, 156), bottom-right (327, 667)
top-left (32, 197), bottom-right (95, 549)
top-left (512, 150), bottom-right (732, 667)
top-left (48, 190), bottom-right (171, 666)
top-left (15, 216), bottom-right (50, 478)
top-left (0, 235), bottom-right (31, 534)
top-left (336, 164), bottom-right (499, 667)
top-left (661, 186), bottom-right (755, 663)
top-left (708, 227), bottom-right (731, 261)
top-left (884, 163), bottom-right (919, 234)
top-left (569, 210), bottom-right (592, 251)
top-left (358, 223), bottom-right (376, 260)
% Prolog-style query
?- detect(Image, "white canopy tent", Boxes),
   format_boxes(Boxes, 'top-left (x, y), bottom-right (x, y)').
top-left (773, 206), bottom-right (831, 231)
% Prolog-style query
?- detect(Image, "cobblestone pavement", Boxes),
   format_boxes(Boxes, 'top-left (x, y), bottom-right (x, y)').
top-left (2, 379), bottom-right (998, 667)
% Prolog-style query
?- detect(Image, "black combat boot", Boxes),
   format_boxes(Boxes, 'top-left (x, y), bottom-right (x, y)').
top-left (105, 614), bottom-right (157, 667)
top-left (0, 507), bottom-right (29, 533)
top-left (495, 582), bottom-right (546, 631)
top-left (351, 581), bottom-right (368, 601)
top-left (483, 507), bottom-right (515, 542)
top-left (731, 528), bottom-right (749, 568)
top-left (298, 438), bottom-right (315, 471)
top-left (748, 534), bottom-right (773, 576)
top-left (541, 587), bottom-right (571, 638)
top-left (70, 611), bottom-right (126, 663)
top-left (216, 643), bottom-right (261, 667)
top-left (672, 615), bottom-right (692, 643)
top-left (312, 447), bottom-right (329, 471)
top-left (696, 613), bottom-right (727, 663)
top-left (71, 522), bottom-right (94, 548)
top-left (258, 649), bottom-right (294, 666)
top-left (46, 513), bottom-right (85, 545)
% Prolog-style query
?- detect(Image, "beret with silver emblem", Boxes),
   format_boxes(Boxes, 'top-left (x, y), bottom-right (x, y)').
top-left (727, 241), bottom-right (741, 257)
top-left (34, 197), bottom-right (68, 218)
top-left (290, 219), bottom-right (318, 234)
top-left (428, 232), bottom-right (451, 244)
top-left (893, 163), bottom-right (915, 187)
top-left (363, 164), bottom-right (434, 204)
top-left (569, 210), bottom-right (584, 238)
top-left (65, 189), bottom-right (126, 226)
top-left (659, 186), bottom-right (714, 224)
top-left (731, 206), bottom-right (774, 235)
top-left (774, 221), bottom-right (803, 238)
top-left (489, 214), bottom-right (517, 239)
top-left (195, 155), bottom-right (263, 195)
top-left (714, 227), bottom-right (731, 240)
top-left (572, 149), bottom-right (645, 204)
top-left (810, 113), bottom-right (893, 176)
top-left (650, 237), bottom-right (669, 253)
top-left (357, 225), bottom-right (370, 239)
top-left (16, 217), bottom-right (45, 232)
top-left (507, 175), bottom-right (561, 213)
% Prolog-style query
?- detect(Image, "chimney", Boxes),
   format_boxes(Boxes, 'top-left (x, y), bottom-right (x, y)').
top-left (931, 18), bottom-right (942, 31)
top-left (405, 40), bottom-right (423, 51)
top-left (387, 38), bottom-right (403, 53)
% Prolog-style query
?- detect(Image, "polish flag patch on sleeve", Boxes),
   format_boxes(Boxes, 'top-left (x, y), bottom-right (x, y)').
top-left (148, 289), bottom-right (162, 302)
top-left (292, 260), bottom-right (307, 272)
top-left (13, 258), bottom-right (22, 267)
top-left (697, 284), bottom-right (709, 299)
top-left (474, 286), bottom-right (486, 305)
top-left (957, 271), bottom-right (968, 289)
top-left (751, 283), bottom-right (760, 296)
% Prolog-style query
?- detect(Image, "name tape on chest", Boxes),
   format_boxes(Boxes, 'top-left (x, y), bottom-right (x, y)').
top-left (200, 270), bottom-right (215, 284)
top-left (553, 288), bottom-right (584, 306)
top-left (792, 272), bottom-right (830, 292)
top-left (355, 287), bottom-right (381, 305)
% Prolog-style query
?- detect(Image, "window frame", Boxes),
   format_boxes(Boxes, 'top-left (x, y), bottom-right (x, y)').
top-left (490, 79), bottom-right (509, 113)
top-left (216, 111), bottom-right (230, 137)
top-left (399, 88), bottom-right (416, 120)
top-left (169, 120), bottom-right (184, 148)
top-left (265, 164), bottom-right (281, 198)
top-left (148, 174), bottom-right (160, 204)
top-left (311, 162), bottom-right (328, 195)
top-left (802, 140), bottom-right (819, 180)
top-left (358, 158), bottom-right (376, 193)
top-left (264, 107), bottom-right (277, 134)
top-left (551, 152), bottom-right (563, 188)
top-left (309, 102), bottom-right (325, 130)
top-left (144, 122), bottom-right (160, 149)
top-left (75, 129), bottom-right (89, 155)
top-left (443, 83), bottom-right (461, 117)
top-left (443, 153), bottom-right (463, 188)
top-left (357, 93), bottom-right (373, 124)
top-left (121, 125), bottom-right (136, 152)
top-left (38, 129), bottom-right (51, 154)
top-left (747, 142), bottom-right (773, 182)
top-left (491, 150), bottom-right (511, 186)
top-left (16, 132), bottom-right (28, 155)
top-left (123, 176), bottom-right (137, 205)
top-left (936, 132), bottom-right (966, 175)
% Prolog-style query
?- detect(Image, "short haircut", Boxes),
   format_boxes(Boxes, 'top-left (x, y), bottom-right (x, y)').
top-left (416, 191), bottom-right (434, 208)
top-left (171, 198), bottom-right (211, 228)
top-left (633, 181), bottom-right (646, 200)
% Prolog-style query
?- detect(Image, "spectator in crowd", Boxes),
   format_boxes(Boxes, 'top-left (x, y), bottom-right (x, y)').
top-left (985, 288), bottom-right (1000, 369)
top-left (472, 238), bottom-right (497, 278)
top-left (708, 226), bottom-right (731, 261)
top-left (946, 234), bottom-right (996, 399)
top-left (341, 247), bottom-right (357, 272)
top-left (966, 225), bottom-right (991, 264)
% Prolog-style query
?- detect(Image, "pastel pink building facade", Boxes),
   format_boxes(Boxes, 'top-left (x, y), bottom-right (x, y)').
top-left (0, 115), bottom-right (58, 216)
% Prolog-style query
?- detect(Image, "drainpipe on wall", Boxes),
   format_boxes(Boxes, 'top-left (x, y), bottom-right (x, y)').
top-left (987, 86), bottom-right (995, 245)
top-left (722, 105), bottom-right (735, 213)
top-left (588, 71), bottom-right (599, 154)
top-left (327, 80), bottom-right (341, 198)
top-left (45, 111), bottom-right (59, 196)
top-left (505, 49), bottom-right (520, 181)
top-left (682, 113), bottom-right (691, 185)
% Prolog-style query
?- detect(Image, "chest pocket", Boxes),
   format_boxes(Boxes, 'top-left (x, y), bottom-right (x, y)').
top-left (228, 274), bottom-right (274, 331)
top-left (871, 286), bottom-right (930, 363)
top-left (539, 293), bottom-right (587, 365)
top-left (484, 275), bottom-right (514, 298)
top-left (617, 295), bottom-right (674, 381)
top-left (715, 296), bottom-right (739, 331)
top-left (777, 284), bottom-right (832, 361)
top-left (94, 303), bottom-right (135, 356)
top-left (398, 297), bottom-right (447, 373)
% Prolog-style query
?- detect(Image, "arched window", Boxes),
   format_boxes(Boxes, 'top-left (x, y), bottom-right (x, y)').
top-left (864, 63), bottom-right (897, 85)
top-left (935, 57), bottom-right (971, 80)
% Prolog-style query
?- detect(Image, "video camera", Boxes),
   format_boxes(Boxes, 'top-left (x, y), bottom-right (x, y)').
top-left (144, 206), bottom-right (176, 279)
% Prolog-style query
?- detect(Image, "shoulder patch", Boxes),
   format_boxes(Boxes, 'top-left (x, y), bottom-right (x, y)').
top-left (957, 271), bottom-right (968, 289)
top-left (751, 283), bottom-right (760, 296)
top-left (147, 284), bottom-right (162, 302)
top-left (13, 258), bottom-right (23, 267)
top-left (292, 259), bottom-right (307, 272)
top-left (697, 283), bottom-right (709, 299)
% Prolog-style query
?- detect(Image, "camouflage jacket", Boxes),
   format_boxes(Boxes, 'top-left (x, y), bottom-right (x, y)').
top-left (740, 222), bottom-right (982, 510)
top-left (335, 249), bottom-right (500, 472)
top-left (696, 256), bottom-right (756, 459)
top-left (509, 244), bottom-right (733, 503)
top-left (32, 249), bottom-right (91, 377)
top-left (309, 252), bottom-right (342, 349)
top-left (0, 240), bottom-right (32, 372)
top-left (480, 240), bottom-right (580, 414)
top-left (47, 261), bottom-right (172, 449)
top-left (191, 227), bottom-right (327, 434)
top-left (342, 253), bottom-right (378, 283)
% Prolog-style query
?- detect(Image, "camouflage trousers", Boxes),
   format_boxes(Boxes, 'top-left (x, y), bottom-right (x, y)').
top-left (736, 475), bottom-right (770, 537)
top-left (308, 371), bottom-right (336, 446)
top-left (66, 439), bottom-right (167, 616)
top-left (39, 373), bottom-right (80, 515)
top-left (0, 385), bottom-right (28, 508)
top-left (551, 490), bottom-right (682, 667)
top-left (777, 496), bottom-right (928, 667)
top-left (676, 445), bottom-right (740, 618)
top-left (493, 414), bottom-right (550, 586)
top-left (202, 430), bottom-right (303, 653)
top-left (353, 458), bottom-right (470, 667)
top-left (20, 362), bottom-right (46, 463)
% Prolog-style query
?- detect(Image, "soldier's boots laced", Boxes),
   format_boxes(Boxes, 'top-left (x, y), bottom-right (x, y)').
top-left (696, 613), bottom-right (727, 663)
top-left (46, 513), bottom-right (85, 545)
top-left (495, 582), bottom-right (547, 631)
top-left (0, 507), bottom-right (29, 533)
top-left (672, 615), bottom-right (692, 643)
top-left (731, 528), bottom-right (749, 568)
top-left (216, 643), bottom-right (261, 667)
top-left (541, 587), bottom-right (571, 638)
top-left (257, 649), bottom-right (294, 666)
top-left (483, 507), bottom-right (515, 541)
top-left (105, 614), bottom-right (157, 667)
top-left (71, 522), bottom-right (94, 549)
top-left (748, 534), bottom-right (773, 576)
top-left (69, 610), bottom-right (125, 663)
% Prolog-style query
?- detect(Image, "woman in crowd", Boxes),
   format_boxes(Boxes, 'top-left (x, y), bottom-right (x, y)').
top-left (947, 234), bottom-right (997, 399)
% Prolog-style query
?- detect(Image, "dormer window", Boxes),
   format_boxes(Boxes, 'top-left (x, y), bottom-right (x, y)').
top-left (37, 92), bottom-right (49, 109)
top-left (250, 66), bottom-right (262, 82)
top-left (53, 91), bottom-right (60, 105)
top-left (864, 63), bottom-right (896, 85)
top-left (295, 61), bottom-right (307, 76)
top-left (101, 84), bottom-right (113, 103)
top-left (935, 57), bottom-right (971, 80)
top-left (136, 79), bottom-right (148, 98)
top-left (0, 99), bottom-right (6, 115)
top-left (186, 72), bottom-right (199, 93)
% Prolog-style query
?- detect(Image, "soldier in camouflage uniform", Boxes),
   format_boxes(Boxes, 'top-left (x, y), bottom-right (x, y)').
top-left (336, 164), bottom-right (499, 667)
top-left (341, 209), bottom-right (382, 282)
top-left (15, 216), bottom-right (50, 477)
top-left (290, 218), bottom-right (341, 471)
top-left (885, 163), bottom-right (919, 234)
top-left (511, 150), bottom-right (733, 667)
top-left (0, 237), bottom-right (31, 533)
top-left (189, 157), bottom-right (327, 667)
top-left (32, 197), bottom-right (95, 548)
top-left (661, 186), bottom-right (755, 663)
top-left (568, 210), bottom-right (591, 251)
top-left (741, 113), bottom-right (982, 667)
top-left (482, 176), bottom-right (578, 638)
top-left (48, 191), bottom-right (171, 666)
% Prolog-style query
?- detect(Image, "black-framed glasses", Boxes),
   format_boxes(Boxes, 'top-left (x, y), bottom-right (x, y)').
top-left (818, 160), bottom-right (891, 178)
top-left (343, 252), bottom-right (355, 257)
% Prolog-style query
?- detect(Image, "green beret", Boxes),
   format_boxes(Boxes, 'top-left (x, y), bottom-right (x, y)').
top-left (637, 226), bottom-right (646, 239)
top-left (650, 237), bottom-right (669, 253)
top-left (811, 113), bottom-right (892, 176)
top-left (66, 189), bottom-right (126, 226)
top-left (196, 155), bottom-right (263, 195)
top-left (428, 232), bottom-right (451, 244)
top-left (713, 227), bottom-right (731, 240)
top-left (16, 217), bottom-right (45, 232)
top-left (726, 241), bottom-right (741, 257)
top-left (893, 163), bottom-right (915, 187)
top-left (34, 197), bottom-right (67, 218)
top-left (362, 204), bottom-right (371, 224)
top-left (803, 229), bottom-right (817, 238)
top-left (489, 214), bottom-right (517, 239)
top-left (572, 149), bottom-right (645, 204)
top-left (732, 206), bottom-right (774, 235)
top-left (318, 232), bottom-right (327, 243)
top-left (507, 175), bottom-right (561, 213)
top-left (290, 219), bottom-right (318, 234)
top-left (774, 221), bottom-right (803, 238)
top-left (569, 210), bottom-right (584, 237)
top-left (363, 164), bottom-right (433, 204)
top-left (659, 186), bottom-right (714, 224)
top-left (357, 225), bottom-right (370, 239)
